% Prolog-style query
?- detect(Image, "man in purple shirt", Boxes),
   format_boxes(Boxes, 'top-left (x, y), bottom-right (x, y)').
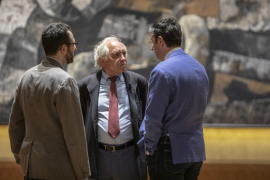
top-left (138, 18), bottom-right (209, 180)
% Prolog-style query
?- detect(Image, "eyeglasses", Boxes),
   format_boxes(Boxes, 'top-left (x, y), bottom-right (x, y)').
top-left (110, 51), bottom-right (128, 60)
top-left (64, 42), bottom-right (78, 47)
top-left (148, 40), bottom-right (153, 47)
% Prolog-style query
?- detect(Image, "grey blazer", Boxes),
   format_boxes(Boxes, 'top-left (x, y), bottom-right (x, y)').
top-left (9, 57), bottom-right (90, 180)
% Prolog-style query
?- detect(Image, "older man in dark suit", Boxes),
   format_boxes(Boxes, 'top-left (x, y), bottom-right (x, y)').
top-left (78, 36), bottom-right (148, 180)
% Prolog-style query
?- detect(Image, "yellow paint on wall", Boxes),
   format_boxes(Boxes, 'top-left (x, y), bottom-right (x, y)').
top-left (204, 127), bottom-right (270, 163)
top-left (0, 125), bottom-right (13, 161)
top-left (1, 125), bottom-right (270, 163)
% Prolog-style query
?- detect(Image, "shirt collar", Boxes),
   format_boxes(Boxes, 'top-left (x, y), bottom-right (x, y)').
top-left (101, 70), bottom-right (124, 82)
top-left (46, 56), bottom-right (64, 69)
top-left (164, 47), bottom-right (181, 60)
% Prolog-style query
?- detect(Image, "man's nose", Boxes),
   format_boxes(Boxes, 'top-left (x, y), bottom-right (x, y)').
top-left (151, 46), bottom-right (153, 50)
top-left (119, 53), bottom-right (126, 60)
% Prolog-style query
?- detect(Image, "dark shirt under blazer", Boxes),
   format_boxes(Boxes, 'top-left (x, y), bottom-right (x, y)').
top-left (138, 48), bottom-right (209, 164)
top-left (78, 70), bottom-right (148, 180)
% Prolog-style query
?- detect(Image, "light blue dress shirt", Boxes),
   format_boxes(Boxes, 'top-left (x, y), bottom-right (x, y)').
top-left (97, 71), bottom-right (133, 145)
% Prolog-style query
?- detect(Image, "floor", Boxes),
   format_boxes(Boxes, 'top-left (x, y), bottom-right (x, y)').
top-left (1, 161), bottom-right (270, 180)
top-left (1, 125), bottom-right (270, 179)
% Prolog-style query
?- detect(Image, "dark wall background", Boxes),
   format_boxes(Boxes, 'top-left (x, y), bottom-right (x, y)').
top-left (0, 0), bottom-right (270, 125)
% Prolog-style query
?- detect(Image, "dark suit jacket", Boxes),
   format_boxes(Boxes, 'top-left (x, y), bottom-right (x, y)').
top-left (78, 70), bottom-right (148, 180)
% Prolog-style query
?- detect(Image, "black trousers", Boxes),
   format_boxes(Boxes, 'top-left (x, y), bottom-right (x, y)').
top-left (147, 137), bottom-right (203, 180)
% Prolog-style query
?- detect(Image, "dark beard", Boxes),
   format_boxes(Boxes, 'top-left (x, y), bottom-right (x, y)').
top-left (65, 48), bottom-right (74, 64)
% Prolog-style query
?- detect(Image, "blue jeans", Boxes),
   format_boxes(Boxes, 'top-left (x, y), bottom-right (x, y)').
top-left (147, 142), bottom-right (203, 180)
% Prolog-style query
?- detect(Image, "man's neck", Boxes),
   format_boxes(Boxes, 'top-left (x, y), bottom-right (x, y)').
top-left (102, 69), bottom-right (123, 77)
top-left (47, 54), bottom-right (66, 66)
top-left (163, 46), bottom-right (181, 61)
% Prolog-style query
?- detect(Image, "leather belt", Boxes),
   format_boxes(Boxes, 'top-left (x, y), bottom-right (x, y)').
top-left (98, 139), bottom-right (134, 152)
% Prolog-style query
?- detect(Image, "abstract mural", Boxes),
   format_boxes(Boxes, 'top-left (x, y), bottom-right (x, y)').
top-left (0, 0), bottom-right (270, 126)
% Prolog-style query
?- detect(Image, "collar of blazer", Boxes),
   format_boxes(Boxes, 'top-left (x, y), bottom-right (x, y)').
top-left (122, 71), bottom-right (133, 93)
top-left (44, 57), bottom-right (64, 70)
top-left (167, 48), bottom-right (186, 60)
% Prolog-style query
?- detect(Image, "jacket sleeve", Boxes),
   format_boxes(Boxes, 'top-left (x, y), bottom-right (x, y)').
top-left (56, 77), bottom-right (90, 179)
top-left (9, 85), bottom-right (25, 164)
top-left (138, 68), bottom-right (170, 159)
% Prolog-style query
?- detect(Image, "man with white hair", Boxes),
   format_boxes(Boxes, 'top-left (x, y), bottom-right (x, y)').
top-left (78, 36), bottom-right (148, 180)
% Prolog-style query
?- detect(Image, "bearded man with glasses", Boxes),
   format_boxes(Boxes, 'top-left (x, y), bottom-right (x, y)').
top-left (9, 22), bottom-right (90, 180)
top-left (78, 36), bottom-right (148, 180)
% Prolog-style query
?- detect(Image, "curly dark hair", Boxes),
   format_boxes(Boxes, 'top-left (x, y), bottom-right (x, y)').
top-left (149, 18), bottom-right (182, 48)
top-left (41, 22), bottom-right (72, 55)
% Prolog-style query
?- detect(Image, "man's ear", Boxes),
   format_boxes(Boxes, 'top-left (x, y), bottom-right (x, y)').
top-left (60, 44), bottom-right (68, 55)
top-left (99, 57), bottom-right (104, 66)
top-left (158, 36), bottom-right (165, 47)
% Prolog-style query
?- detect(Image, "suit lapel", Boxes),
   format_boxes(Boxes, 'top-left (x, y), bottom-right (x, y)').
top-left (87, 70), bottom-right (102, 139)
top-left (90, 71), bottom-right (139, 140)
top-left (123, 71), bottom-right (139, 134)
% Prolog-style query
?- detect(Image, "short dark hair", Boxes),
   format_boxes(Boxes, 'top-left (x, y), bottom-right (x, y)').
top-left (149, 18), bottom-right (182, 47)
top-left (41, 22), bottom-right (72, 55)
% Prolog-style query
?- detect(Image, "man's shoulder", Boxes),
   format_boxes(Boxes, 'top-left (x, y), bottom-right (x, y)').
top-left (152, 63), bottom-right (168, 75)
top-left (154, 49), bottom-right (189, 73)
top-left (78, 71), bottom-right (101, 87)
top-left (20, 65), bottom-right (77, 91)
top-left (22, 64), bottom-right (71, 81)
top-left (45, 70), bottom-right (78, 90)
top-left (49, 67), bottom-right (74, 82)
top-left (23, 64), bottom-right (39, 75)
top-left (18, 65), bottom-right (38, 85)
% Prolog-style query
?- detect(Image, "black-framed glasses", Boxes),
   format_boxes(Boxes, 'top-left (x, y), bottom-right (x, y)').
top-left (64, 42), bottom-right (78, 47)
top-left (148, 40), bottom-right (153, 47)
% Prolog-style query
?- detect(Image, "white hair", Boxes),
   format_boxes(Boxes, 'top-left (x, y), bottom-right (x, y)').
top-left (94, 36), bottom-right (127, 68)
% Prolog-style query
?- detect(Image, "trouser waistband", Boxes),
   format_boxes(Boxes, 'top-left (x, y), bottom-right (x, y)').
top-left (98, 139), bottom-right (134, 152)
